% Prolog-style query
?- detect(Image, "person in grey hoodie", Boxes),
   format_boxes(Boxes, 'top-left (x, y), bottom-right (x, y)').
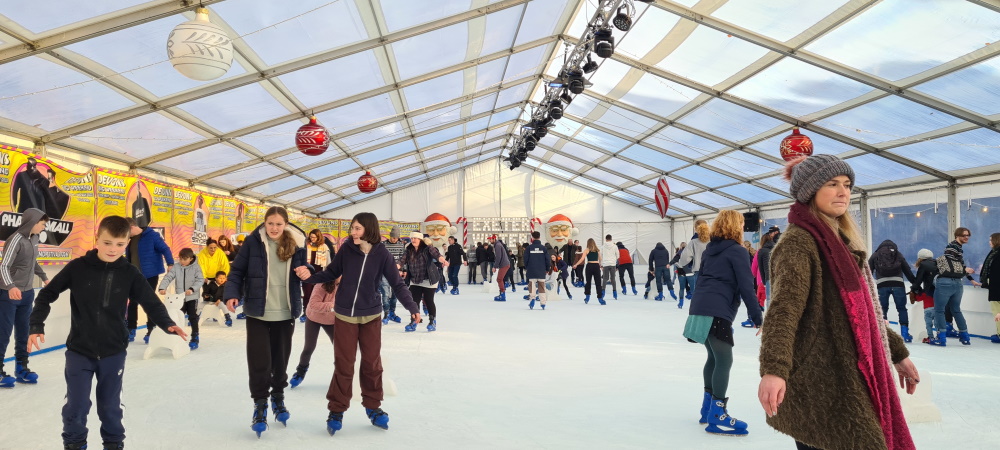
top-left (157, 248), bottom-right (204, 349)
top-left (678, 219), bottom-right (710, 299)
top-left (0, 207), bottom-right (49, 386)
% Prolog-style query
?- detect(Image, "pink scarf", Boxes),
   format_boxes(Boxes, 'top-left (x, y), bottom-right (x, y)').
top-left (788, 202), bottom-right (914, 450)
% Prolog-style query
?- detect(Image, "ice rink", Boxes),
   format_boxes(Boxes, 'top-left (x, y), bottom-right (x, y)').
top-left (4, 284), bottom-right (1000, 449)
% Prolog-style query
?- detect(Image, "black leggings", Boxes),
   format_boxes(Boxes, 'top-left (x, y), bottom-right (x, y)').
top-left (297, 318), bottom-right (335, 369)
top-left (468, 263), bottom-right (478, 283)
top-left (410, 285), bottom-right (437, 318)
top-left (618, 263), bottom-right (635, 288)
top-left (518, 267), bottom-right (525, 281)
top-left (181, 300), bottom-right (199, 336)
top-left (558, 276), bottom-right (570, 293)
top-left (703, 335), bottom-right (733, 399)
top-left (245, 318), bottom-right (295, 400)
top-left (584, 264), bottom-right (603, 297)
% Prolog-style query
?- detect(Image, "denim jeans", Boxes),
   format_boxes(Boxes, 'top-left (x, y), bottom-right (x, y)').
top-left (677, 275), bottom-right (694, 299)
top-left (877, 286), bottom-right (909, 325)
top-left (933, 277), bottom-right (967, 332)
top-left (923, 308), bottom-right (935, 340)
top-left (0, 289), bottom-right (35, 362)
top-left (654, 266), bottom-right (672, 294)
top-left (448, 265), bottom-right (461, 288)
top-left (378, 277), bottom-right (396, 313)
top-left (689, 273), bottom-right (700, 296)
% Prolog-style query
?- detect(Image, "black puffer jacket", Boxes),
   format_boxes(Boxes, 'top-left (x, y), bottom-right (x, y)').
top-left (31, 249), bottom-right (177, 359)
top-left (223, 224), bottom-right (308, 318)
top-left (757, 240), bottom-right (775, 284)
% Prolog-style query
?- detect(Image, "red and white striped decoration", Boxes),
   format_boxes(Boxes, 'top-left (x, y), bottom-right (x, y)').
top-left (456, 217), bottom-right (468, 247)
top-left (529, 217), bottom-right (542, 233)
top-left (654, 176), bottom-right (670, 219)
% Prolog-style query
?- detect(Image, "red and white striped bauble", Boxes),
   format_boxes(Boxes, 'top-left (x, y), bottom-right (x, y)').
top-left (456, 217), bottom-right (468, 246)
top-left (296, 116), bottom-right (330, 156)
top-left (654, 176), bottom-right (670, 219)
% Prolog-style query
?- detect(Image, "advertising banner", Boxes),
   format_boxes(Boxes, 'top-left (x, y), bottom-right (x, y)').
top-left (137, 176), bottom-right (173, 248)
top-left (172, 186), bottom-right (200, 247)
top-left (223, 198), bottom-right (237, 236)
top-left (0, 145), bottom-right (96, 262)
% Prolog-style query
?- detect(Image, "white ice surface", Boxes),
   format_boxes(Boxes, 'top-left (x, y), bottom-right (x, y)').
top-left (3, 285), bottom-right (1000, 449)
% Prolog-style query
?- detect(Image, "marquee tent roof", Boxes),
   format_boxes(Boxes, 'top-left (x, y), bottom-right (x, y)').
top-left (1, 0), bottom-right (999, 218)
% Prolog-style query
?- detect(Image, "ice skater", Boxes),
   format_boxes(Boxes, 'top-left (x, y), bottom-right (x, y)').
top-left (290, 277), bottom-right (339, 388)
top-left (0, 208), bottom-right (49, 387)
top-left (522, 231), bottom-right (549, 310)
top-left (573, 238), bottom-right (605, 305)
top-left (201, 271), bottom-right (233, 327)
top-left (29, 216), bottom-right (187, 450)
top-left (550, 254), bottom-right (572, 299)
top-left (400, 231), bottom-right (447, 330)
top-left (157, 248), bottom-right (204, 349)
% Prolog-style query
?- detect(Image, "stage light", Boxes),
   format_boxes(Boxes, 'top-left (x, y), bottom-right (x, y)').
top-left (524, 135), bottom-right (537, 151)
top-left (594, 28), bottom-right (615, 58)
top-left (533, 126), bottom-right (548, 139)
top-left (560, 90), bottom-right (574, 105)
top-left (548, 99), bottom-right (564, 120)
top-left (567, 69), bottom-right (586, 94)
top-left (613, 7), bottom-right (632, 31)
top-left (582, 54), bottom-right (598, 74)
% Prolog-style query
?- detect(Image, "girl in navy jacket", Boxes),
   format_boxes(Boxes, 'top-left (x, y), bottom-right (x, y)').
top-left (223, 207), bottom-right (308, 437)
top-left (297, 212), bottom-right (419, 435)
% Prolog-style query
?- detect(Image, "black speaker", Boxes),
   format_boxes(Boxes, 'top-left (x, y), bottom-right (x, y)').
top-left (743, 212), bottom-right (760, 232)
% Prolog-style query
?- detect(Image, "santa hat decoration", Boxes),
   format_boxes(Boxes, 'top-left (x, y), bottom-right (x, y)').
top-left (422, 212), bottom-right (458, 236)
top-left (547, 214), bottom-right (579, 237)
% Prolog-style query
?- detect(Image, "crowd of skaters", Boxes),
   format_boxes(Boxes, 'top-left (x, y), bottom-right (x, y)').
top-left (2, 153), bottom-right (1000, 449)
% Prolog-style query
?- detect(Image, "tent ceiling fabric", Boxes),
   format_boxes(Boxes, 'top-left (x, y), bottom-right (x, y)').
top-left (1, 0), bottom-right (999, 218)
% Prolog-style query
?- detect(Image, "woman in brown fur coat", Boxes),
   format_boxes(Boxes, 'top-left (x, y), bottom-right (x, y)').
top-left (757, 155), bottom-right (920, 450)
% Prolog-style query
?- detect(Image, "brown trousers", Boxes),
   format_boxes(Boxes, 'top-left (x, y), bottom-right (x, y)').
top-left (327, 316), bottom-right (383, 412)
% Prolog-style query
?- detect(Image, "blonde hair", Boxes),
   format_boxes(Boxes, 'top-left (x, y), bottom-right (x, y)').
top-left (586, 238), bottom-right (599, 253)
top-left (808, 202), bottom-right (864, 252)
top-left (695, 219), bottom-right (710, 243)
top-left (709, 210), bottom-right (744, 242)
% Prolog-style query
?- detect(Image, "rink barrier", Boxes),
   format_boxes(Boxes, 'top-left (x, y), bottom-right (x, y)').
top-left (3, 325), bottom-right (149, 363)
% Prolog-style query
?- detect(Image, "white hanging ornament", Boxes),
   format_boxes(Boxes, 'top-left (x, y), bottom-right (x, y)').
top-left (167, 8), bottom-right (234, 81)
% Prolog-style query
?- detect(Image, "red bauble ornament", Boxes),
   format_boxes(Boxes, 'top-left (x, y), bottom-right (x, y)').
top-left (296, 116), bottom-right (329, 156)
top-left (358, 171), bottom-right (378, 193)
top-left (779, 127), bottom-right (814, 161)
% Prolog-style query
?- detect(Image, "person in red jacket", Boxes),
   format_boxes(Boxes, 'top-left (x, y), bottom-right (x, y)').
top-left (616, 242), bottom-right (637, 296)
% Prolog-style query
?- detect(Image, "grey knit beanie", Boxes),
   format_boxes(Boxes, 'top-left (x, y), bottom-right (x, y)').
top-left (787, 154), bottom-right (855, 203)
top-left (390, 226), bottom-right (400, 239)
top-left (917, 248), bottom-right (933, 260)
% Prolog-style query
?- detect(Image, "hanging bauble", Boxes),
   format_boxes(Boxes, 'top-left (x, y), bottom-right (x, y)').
top-left (296, 116), bottom-right (330, 156)
top-left (779, 127), bottom-right (814, 161)
top-left (654, 176), bottom-right (670, 219)
top-left (358, 171), bottom-right (378, 193)
top-left (167, 8), bottom-right (234, 81)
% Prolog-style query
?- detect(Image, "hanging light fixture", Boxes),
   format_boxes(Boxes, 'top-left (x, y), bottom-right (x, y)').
top-left (593, 28), bottom-right (615, 58)
top-left (582, 54), bottom-right (599, 74)
top-left (779, 127), bottom-right (814, 161)
top-left (296, 116), bottom-right (330, 156)
top-left (523, 135), bottom-right (538, 151)
top-left (567, 69), bottom-right (586, 94)
top-left (548, 99), bottom-right (564, 120)
top-left (357, 171), bottom-right (378, 193)
top-left (612, 6), bottom-right (633, 31)
top-left (167, 8), bottom-right (234, 81)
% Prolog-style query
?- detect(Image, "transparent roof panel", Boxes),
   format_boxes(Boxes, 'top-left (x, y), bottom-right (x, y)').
top-left (372, 155), bottom-right (419, 174)
top-left (513, 0), bottom-right (569, 46)
top-left (4, 0), bottom-right (150, 34)
top-left (887, 129), bottom-right (1000, 172)
top-left (74, 112), bottom-right (204, 160)
top-left (321, 199), bottom-right (351, 211)
top-left (549, 118), bottom-right (583, 137)
top-left (428, 163), bottom-right (461, 178)
top-left (477, 5), bottom-right (523, 57)
top-left (156, 143), bottom-right (251, 177)
top-left (473, 57), bottom-right (508, 92)
top-left (236, 119), bottom-right (310, 155)
top-left (804, 0), bottom-right (1000, 81)
top-left (610, 191), bottom-right (648, 205)
top-left (667, 198), bottom-right (708, 213)
top-left (573, 176), bottom-right (616, 193)
top-left (278, 50), bottom-right (384, 108)
top-left (213, 0), bottom-right (367, 66)
top-left (339, 121), bottom-right (406, 151)
top-left (584, 167), bottom-right (630, 187)
top-left (686, 191), bottom-right (742, 209)
top-left (65, 15), bottom-right (249, 98)
top-left (423, 141), bottom-right (460, 159)
top-left (300, 159), bottom-right (361, 180)
top-left (663, 176), bottom-right (698, 194)
top-left (246, 175), bottom-right (308, 196)
top-left (484, 126), bottom-right (511, 141)
top-left (727, 57), bottom-right (874, 117)
top-left (275, 184), bottom-right (327, 202)
top-left (586, 59), bottom-right (633, 97)
top-left (672, 165), bottom-right (738, 188)
top-left (565, 94), bottom-right (602, 118)
top-left (602, 157), bottom-right (656, 180)
top-left (815, 95), bottom-right (964, 144)
top-left (614, 5), bottom-right (677, 60)
top-left (756, 175), bottom-right (789, 192)
top-left (356, 140), bottom-right (416, 166)
top-left (416, 124), bottom-right (463, 148)
top-left (315, 95), bottom-right (397, 133)
top-left (210, 163), bottom-right (285, 188)
top-left (495, 83), bottom-right (532, 108)
top-left (704, 150), bottom-right (783, 178)
top-left (845, 154), bottom-right (926, 186)
top-left (677, 99), bottom-right (785, 142)
top-left (276, 152), bottom-right (339, 170)
top-left (711, 0), bottom-right (848, 43)
top-left (748, 128), bottom-right (855, 157)
top-left (175, 83), bottom-right (289, 133)
top-left (391, 21), bottom-right (469, 80)
top-left (912, 57), bottom-right (1000, 116)
top-left (403, 71), bottom-right (465, 110)
top-left (656, 25), bottom-right (771, 87)
top-left (504, 44), bottom-right (549, 81)
top-left (379, 0), bottom-right (473, 33)
top-left (383, 165), bottom-right (423, 182)
top-left (324, 171), bottom-right (367, 189)
top-left (718, 184), bottom-right (787, 204)
top-left (470, 93), bottom-right (500, 115)
top-left (617, 73), bottom-right (701, 119)
top-left (573, 126), bottom-right (631, 152)
top-left (593, 105), bottom-right (659, 136)
top-left (618, 145), bottom-right (687, 172)
top-left (298, 193), bottom-right (341, 210)
top-left (488, 108), bottom-right (522, 128)
top-left (0, 56), bottom-right (135, 131)
top-left (547, 153), bottom-right (587, 172)
top-left (645, 126), bottom-right (725, 157)
top-left (624, 185), bottom-right (654, 201)
top-left (558, 140), bottom-right (605, 161)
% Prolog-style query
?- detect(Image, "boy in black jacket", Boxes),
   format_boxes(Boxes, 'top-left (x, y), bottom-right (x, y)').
top-left (202, 270), bottom-right (233, 326)
top-left (28, 216), bottom-right (187, 450)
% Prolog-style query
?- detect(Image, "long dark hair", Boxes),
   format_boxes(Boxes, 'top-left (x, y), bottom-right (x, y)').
top-left (264, 206), bottom-right (296, 262)
top-left (351, 212), bottom-right (381, 245)
top-left (217, 234), bottom-right (235, 253)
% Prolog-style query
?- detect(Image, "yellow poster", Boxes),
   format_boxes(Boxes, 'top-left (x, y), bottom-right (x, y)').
top-left (94, 168), bottom-right (135, 223)
top-left (202, 193), bottom-right (223, 244)
top-left (222, 198), bottom-right (237, 236)
top-left (172, 186), bottom-right (200, 247)
top-left (137, 176), bottom-right (174, 248)
top-left (0, 145), bottom-right (96, 262)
